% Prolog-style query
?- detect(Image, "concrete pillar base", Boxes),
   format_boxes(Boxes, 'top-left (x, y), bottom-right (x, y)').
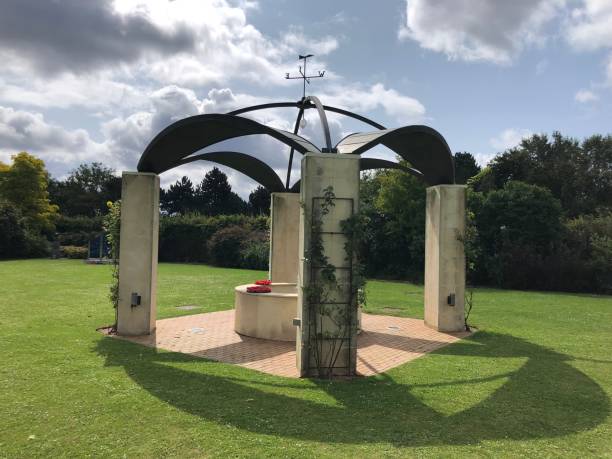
top-left (269, 192), bottom-right (300, 283)
top-left (296, 153), bottom-right (360, 377)
top-left (117, 172), bottom-right (159, 336)
top-left (424, 185), bottom-right (467, 332)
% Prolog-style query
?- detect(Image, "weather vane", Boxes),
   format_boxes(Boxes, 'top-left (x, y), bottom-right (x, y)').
top-left (285, 54), bottom-right (325, 99)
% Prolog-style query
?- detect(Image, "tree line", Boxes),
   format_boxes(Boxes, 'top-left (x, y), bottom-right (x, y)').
top-left (1, 131), bottom-right (610, 292)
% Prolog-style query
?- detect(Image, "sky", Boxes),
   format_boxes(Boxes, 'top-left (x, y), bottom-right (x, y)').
top-left (0, 0), bottom-right (611, 197)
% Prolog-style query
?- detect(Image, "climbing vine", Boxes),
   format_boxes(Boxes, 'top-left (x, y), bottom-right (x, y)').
top-left (103, 200), bottom-right (121, 331)
top-left (457, 207), bottom-right (479, 332)
top-left (304, 186), bottom-right (368, 378)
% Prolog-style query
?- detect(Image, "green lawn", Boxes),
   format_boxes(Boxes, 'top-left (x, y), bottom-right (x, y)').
top-left (1, 259), bottom-right (611, 458)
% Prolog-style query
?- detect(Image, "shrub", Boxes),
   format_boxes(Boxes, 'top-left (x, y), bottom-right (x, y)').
top-left (240, 234), bottom-right (269, 270)
top-left (60, 245), bottom-right (88, 259)
top-left (562, 211), bottom-right (612, 293)
top-left (207, 225), bottom-right (252, 268)
top-left (158, 214), bottom-right (268, 263)
top-left (0, 200), bottom-right (50, 259)
top-left (0, 200), bottom-right (28, 258)
top-left (55, 215), bottom-right (103, 247)
top-left (471, 181), bottom-right (563, 287)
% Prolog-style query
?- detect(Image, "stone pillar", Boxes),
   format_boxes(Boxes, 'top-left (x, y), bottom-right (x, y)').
top-left (269, 192), bottom-right (300, 283)
top-left (117, 172), bottom-right (159, 336)
top-left (424, 185), bottom-right (467, 332)
top-left (296, 153), bottom-right (360, 377)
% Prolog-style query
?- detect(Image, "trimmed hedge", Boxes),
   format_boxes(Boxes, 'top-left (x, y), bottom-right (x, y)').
top-left (55, 215), bottom-right (103, 247)
top-left (60, 245), bottom-right (88, 259)
top-left (159, 214), bottom-right (269, 269)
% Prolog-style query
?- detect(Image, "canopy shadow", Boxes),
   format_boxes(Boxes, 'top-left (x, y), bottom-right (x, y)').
top-left (95, 331), bottom-right (608, 447)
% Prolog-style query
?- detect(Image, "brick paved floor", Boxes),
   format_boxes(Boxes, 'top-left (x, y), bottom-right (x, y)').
top-left (113, 310), bottom-right (470, 377)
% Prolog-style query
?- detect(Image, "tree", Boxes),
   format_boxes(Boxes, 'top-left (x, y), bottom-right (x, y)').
top-left (488, 132), bottom-right (612, 216)
top-left (194, 167), bottom-right (247, 215)
top-left (248, 186), bottom-right (271, 215)
top-left (160, 176), bottom-right (196, 215)
top-left (49, 162), bottom-right (121, 216)
top-left (0, 152), bottom-right (58, 235)
top-left (471, 181), bottom-right (563, 286)
top-left (453, 152), bottom-right (481, 184)
top-left (0, 200), bottom-right (27, 258)
top-left (360, 162), bottom-right (428, 280)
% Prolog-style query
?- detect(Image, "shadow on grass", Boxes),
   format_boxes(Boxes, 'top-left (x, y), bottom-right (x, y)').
top-left (96, 331), bottom-right (609, 446)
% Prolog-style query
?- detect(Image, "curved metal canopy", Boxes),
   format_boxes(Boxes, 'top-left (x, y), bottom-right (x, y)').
top-left (176, 151), bottom-right (285, 193)
top-left (137, 113), bottom-right (319, 174)
top-left (136, 100), bottom-right (455, 193)
top-left (336, 125), bottom-right (455, 185)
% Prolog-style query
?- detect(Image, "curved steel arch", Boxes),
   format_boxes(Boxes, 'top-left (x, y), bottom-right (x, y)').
top-left (285, 105), bottom-right (304, 189)
top-left (176, 151), bottom-right (285, 193)
top-left (289, 157), bottom-right (424, 192)
top-left (303, 96), bottom-right (332, 151)
top-left (336, 125), bottom-right (455, 185)
top-left (227, 101), bottom-right (386, 130)
top-left (137, 113), bottom-right (320, 174)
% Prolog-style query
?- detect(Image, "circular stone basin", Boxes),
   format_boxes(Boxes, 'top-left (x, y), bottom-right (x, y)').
top-left (234, 283), bottom-right (297, 341)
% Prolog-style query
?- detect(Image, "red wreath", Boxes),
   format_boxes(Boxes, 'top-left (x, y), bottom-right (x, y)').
top-left (247, 285), bottom-right (272, 293)
top-left (255, 279), bottom-right (272, 285)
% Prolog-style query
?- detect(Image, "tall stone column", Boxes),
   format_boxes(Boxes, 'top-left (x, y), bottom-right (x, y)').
top-left (117, 172), bottom-right (159, 336)
top-left (269, 192), bottom-right (300, 284)
top-left (296, 153), bottom-right (360, 377)
top-left (424, 184), bottom-right (467, 332)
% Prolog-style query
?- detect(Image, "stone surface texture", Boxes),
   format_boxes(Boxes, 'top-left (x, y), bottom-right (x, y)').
top-left (424, 184), bottom-right (467, 332)
top-left (297, 153), bottom-right (361, 376)
top-left (234, 283), bottom-right (297, 341)
top-left (117, 172), bottom-right (159, 336)
top-left (269, 192), bottom-right (300, 283)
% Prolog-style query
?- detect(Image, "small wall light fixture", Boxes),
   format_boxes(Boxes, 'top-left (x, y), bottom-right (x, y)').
top-left (131, 292), bottom-right (142, 307)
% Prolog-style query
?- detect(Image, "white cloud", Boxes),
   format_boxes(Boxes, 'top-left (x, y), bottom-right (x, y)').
top-left (0, 0), bottom-right (340, 113)
top-left (575, 88), bottom-right (599, 102)
top-left (565, 0), bottom-right (612, 85)
top-left (565, 0), bottom-right (612, 51)
top-left (400, 0), bottom-right (563, 64)
top-left (0, 106), bottom-right (110, 176)
top-left (490, 128), bottom-right (532, 150)
top-left (322, 83), bottom-right (426, 124)
top-left (0, 73), bottom-right (149, 112)
top-left (111, 0), bottom-right (338, 88)
top-left (281, 30), bottom-right (339, 56)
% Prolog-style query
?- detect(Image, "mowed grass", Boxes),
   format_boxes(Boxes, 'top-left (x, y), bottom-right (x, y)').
top-left (0, 259), bottom-right (611, 458)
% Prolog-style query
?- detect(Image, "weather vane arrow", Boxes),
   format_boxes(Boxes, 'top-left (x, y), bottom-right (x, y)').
top-left (285, 54), bottom-right (325, 99)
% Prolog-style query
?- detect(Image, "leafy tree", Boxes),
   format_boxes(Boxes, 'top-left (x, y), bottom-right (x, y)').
top-left (488, 133), bottom-right (612, 216)
top-left (248, 186), bottom-right (271, 215)
top-left (471, 181), bottom-right (562, 286)
top-left (160, 176), bottom-right (196, 215)
top-left (0, 152), bottom-right (58, 235)
top-left (49, 162), bottom-right (121, 217)
top-left (194, 167), bottom-right (247, 215)
top-left (355, 163), bottom-right (428, 280)
top-left (453, 152), bottom-right (481, 184)
top-left (0, 200), bottom-right (27, 258)
top-left (467, 166), bottom-right (496, 193)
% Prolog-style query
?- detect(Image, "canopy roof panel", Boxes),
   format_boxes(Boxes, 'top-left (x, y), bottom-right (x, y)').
top-left (136, 103), bottom-right (455, 192)
top-left (336, 125), bottom-right (454, 185)
top-left (137, 113), bottom-right (320, 174)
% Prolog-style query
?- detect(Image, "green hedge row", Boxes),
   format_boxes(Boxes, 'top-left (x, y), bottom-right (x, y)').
top-left (159, 214), bottom-right (269, 269)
